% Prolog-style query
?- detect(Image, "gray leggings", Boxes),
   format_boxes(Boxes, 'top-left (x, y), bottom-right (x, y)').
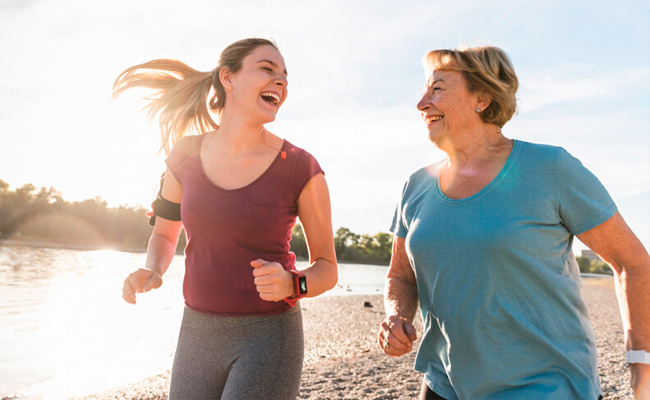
top-left (169, 305), bottom-right (304, 400)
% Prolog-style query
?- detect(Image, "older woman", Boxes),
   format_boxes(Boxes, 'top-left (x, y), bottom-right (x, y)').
top-left (379, 46), bottom-right (650, 400)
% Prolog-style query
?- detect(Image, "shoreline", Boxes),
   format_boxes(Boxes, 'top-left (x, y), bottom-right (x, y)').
top-left (0, 238), bottom-right (150, 254)
top-left (70, 277), bottom-right (633, 400)
top-left (0, 240), bottom-right (391, 266)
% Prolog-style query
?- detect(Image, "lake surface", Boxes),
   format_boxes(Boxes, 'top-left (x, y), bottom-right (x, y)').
top-left (0, 245), bottom-right (387, 400)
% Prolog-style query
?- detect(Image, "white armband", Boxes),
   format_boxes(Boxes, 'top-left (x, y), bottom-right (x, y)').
top-left (625, 350), bottom-right (650, 364)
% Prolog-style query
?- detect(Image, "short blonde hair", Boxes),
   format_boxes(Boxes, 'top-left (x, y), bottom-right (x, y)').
top-left (424, 46), bottom-right (518, 128)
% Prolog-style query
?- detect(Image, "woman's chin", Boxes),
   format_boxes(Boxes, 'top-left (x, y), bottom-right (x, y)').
top-left (428, 130), bottom-right (442, 144)
top-left (261, 109), bottom-right (278, 124)
top-left (252, 111), bottom-right (277, 126)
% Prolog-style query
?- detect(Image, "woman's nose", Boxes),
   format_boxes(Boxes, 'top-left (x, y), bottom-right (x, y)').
top-left (417, 95), bottom-right (430, 111)
top-left (275, 74), bottom-right (288, 88)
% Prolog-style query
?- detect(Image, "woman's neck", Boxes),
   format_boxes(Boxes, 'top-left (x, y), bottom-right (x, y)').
top-left (210, 113), bottom-right (267, 157)
top-left (437, 125), bottom-right (511, 168)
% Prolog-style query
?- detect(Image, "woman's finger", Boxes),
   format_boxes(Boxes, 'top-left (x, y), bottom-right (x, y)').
top-left (386, 329), bottom-right (411, 352)
top-left (122, 277), bottom-right (136, 304)
top-left (143, 272), bottom-right (163, 291)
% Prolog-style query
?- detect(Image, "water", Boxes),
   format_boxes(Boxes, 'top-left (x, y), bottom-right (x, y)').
top-left (0, 245), bottom-right (387, 400)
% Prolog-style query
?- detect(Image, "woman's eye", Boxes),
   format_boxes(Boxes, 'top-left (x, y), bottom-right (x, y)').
top-left (262, 67), bottom-right (273, 72)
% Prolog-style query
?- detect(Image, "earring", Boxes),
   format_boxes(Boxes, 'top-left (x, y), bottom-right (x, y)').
top-left (476, 108), bottom-right (481, 113)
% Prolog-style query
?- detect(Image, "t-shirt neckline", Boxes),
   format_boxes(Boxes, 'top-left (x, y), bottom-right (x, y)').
top-left (197, 133), bottom-right (288, 192)
top-left (434, 139), bottom-right (522, 204)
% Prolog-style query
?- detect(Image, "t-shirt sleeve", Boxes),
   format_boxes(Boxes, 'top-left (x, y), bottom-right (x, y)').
top-left (557, 148), bottom-right (617, 235)
top-left (164, 136), bottom-right (195, 185)
top-left (390, 181), bottom-right (409, 238)
top-left (293, 149), bottom-right (324, 198)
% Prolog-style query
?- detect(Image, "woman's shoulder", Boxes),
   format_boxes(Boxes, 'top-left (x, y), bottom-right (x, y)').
top-left (167, 133), bottom-right (206, 159)
top-left (282, 140), bottom-right (324, 171)
top-left (514, 139), bottom-right (578, 167)
top-left (174, 134), bottom-right (205, 152)
top-left (165, 134), bottom-right (207, 174)
top-left (397, 161), bottom-right (444, 195)
top-left (411, 161), bottom-right (445, 181)
top-left (283, 140), bottom-right (313, 159)
top-left (515, 139), bottom-right (571, 158)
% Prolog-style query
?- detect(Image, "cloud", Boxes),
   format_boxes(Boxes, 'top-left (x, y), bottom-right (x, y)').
top-left (0, 0), bottom-right (40, 12)
top-left (518, 65), bottom-right (650, 113)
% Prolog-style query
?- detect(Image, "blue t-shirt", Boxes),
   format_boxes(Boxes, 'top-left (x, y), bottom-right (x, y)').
top-left (391, 140), bottom-right (616, 400)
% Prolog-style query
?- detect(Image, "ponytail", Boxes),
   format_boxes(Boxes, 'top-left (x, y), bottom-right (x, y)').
top-left (112, 38), bottom-right (278, 155)
top-left (112, 59), bottom-right (216, 155)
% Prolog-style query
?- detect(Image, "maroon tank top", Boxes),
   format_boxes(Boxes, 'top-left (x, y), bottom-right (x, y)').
top-left (166, 134), bottom-right (323, 316)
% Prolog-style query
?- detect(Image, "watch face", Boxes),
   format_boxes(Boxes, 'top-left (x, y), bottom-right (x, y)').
top-left (298, 276), bottom-right (307, 294)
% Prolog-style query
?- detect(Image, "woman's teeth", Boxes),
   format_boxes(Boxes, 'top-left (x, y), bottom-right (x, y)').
top-left (261, 92), bottom-right (280, 105)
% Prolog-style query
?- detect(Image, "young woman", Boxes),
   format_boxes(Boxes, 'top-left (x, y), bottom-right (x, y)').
top-left (113, 38), bottom-right (338, 400)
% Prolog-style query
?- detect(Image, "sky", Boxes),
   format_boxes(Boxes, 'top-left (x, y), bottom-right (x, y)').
top-left (0, 0), bottom-right (648, 251)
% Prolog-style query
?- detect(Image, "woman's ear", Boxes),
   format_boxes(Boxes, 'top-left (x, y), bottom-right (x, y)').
top-left (219, 67), bottom-right (233, 91)
top-left (476, 90), bottom-right (492, 112)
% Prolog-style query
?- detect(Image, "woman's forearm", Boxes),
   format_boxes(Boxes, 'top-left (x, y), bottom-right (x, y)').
top-left (385, 275), bottom-right (419, 322)
top-left (614, 260), bottom-right (650, 353)
top-left (144, 232), bottom-right (179, 277)
top-left (384, 236), bottom-right (419, 322)
top-left (301, 257), bottom-right (338, 298)
top-left (614, 258), bottom-right (650, 398)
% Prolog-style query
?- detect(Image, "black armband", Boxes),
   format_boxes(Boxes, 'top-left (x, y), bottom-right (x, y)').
top-left (148, 173), bottom-right (181, 226)
top-left (148, 197), bottom-right (182, 226)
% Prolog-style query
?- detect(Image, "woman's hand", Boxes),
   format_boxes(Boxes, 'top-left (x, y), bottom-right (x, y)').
top-left (251, 259), bottom-right (294, 302)
top-left (122, 268), bottom-right (163, 305)
top-left (378, 315), bottom-right (417, 357)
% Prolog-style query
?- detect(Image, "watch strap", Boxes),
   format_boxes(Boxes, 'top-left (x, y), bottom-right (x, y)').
top-left (284, 269), bottom-right (306, 306)
top-left (626, 350), bottom-right (650, 364)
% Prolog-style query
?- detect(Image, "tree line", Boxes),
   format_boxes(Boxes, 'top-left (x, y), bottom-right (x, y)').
top-left (0, 180), bottom-right (390, 264)
top-left (0, 179), bottom-right (167, 251)
top-left (575, 256), bottom-right (613, 275)
top-left (0, 179), bottom-right (615, 273)
top-left (290, 225), bottom-right (392, 265)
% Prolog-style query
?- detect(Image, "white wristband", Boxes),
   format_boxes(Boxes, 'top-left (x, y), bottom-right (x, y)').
top-left (625, 350), bottom-right (650, 364)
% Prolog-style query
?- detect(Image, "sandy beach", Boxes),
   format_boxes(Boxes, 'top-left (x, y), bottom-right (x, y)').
top-left (72, 277), bottom-right (633, 400)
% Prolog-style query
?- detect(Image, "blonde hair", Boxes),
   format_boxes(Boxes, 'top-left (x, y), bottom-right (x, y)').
top-left (424, 46), bottom-right (518, 128)
top-left (112, 38), bottom-right (278, 154)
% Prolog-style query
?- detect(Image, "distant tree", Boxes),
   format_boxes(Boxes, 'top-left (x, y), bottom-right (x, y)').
top-left (334, 227), bottom-right (359, 258)
top-left (0, 179), bottom-right (153, 250)
top-left (1, 183), bottom-right (38, 237)
top-left (589, 259), bottom-right (612, 275)
top-left (0, 180), bottom-right (11, 236)
top-left (576, 256), bottom-right (591, 273)
top-left (576, 256), bottom-right (612, 275)
top-left (290, 222), bottom-right (308, 259)
top-left (334, 226), bottom-right (392, 265)
top-left (372, 232), bottom-right (393, 263)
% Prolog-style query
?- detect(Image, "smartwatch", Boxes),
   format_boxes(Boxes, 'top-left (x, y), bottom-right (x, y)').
top-left (626, 350), bottom-right (650, 364)
top-left (286, 270), bottom-right (307, 304)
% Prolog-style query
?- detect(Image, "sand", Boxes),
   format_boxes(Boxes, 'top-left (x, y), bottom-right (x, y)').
top-left (71, 277), bottom-right (633, 400)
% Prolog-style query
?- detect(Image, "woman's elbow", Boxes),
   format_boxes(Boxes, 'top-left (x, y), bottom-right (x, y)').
top-left (321, 259), bottom-right (338, 291)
